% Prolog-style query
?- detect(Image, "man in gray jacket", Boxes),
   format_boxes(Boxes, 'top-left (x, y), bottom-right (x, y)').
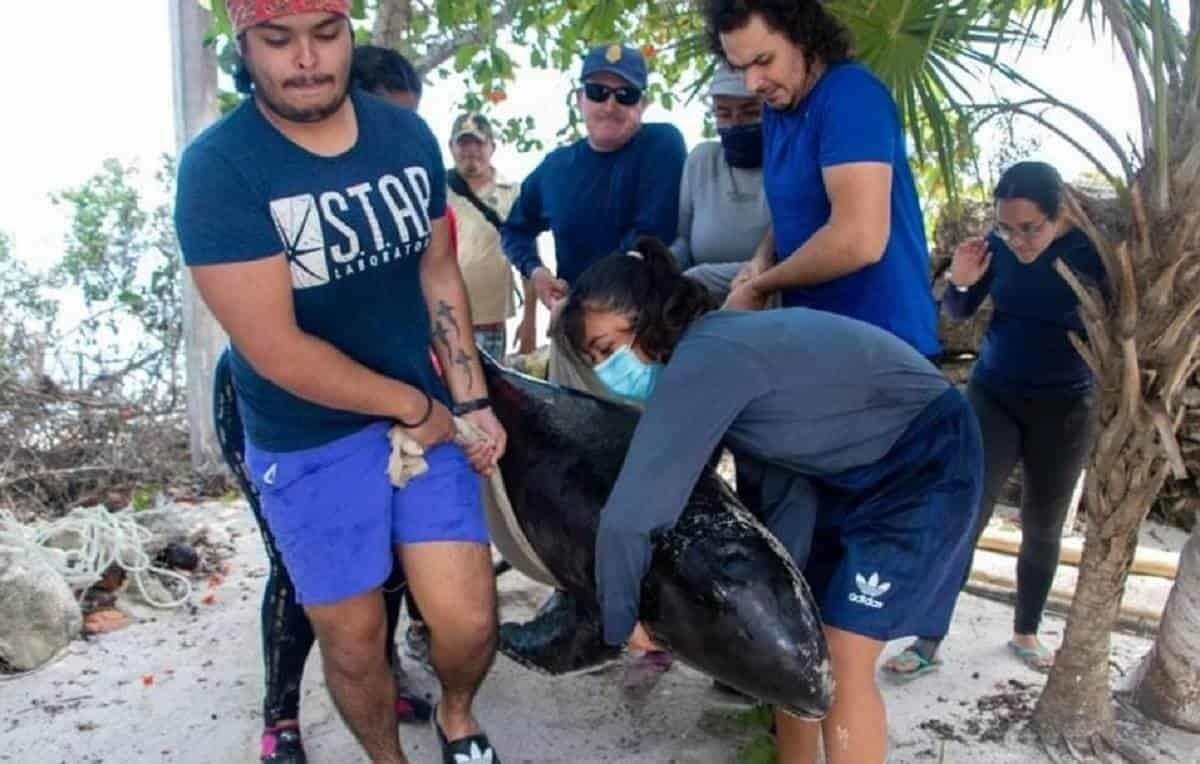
top-left (670, 62), bottom-right (770, 301)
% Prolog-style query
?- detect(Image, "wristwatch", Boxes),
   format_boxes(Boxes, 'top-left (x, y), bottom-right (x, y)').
top-left (452, 397), bottom-right (492, 416)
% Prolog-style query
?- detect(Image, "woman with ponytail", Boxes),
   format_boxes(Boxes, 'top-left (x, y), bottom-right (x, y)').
top-left (562, 237), bottom-right (983, 764)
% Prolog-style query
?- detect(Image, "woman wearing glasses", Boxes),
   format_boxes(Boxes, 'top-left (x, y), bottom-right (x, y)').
top-left (885, 161), bottom-right (1108, 680)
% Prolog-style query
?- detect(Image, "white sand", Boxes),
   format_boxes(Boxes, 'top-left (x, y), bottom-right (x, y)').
top-left (1, 500), bottom-right (1196, 763)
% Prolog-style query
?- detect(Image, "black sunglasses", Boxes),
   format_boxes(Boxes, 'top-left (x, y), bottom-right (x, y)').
top-left (581, 81), bottom-right (643, 106)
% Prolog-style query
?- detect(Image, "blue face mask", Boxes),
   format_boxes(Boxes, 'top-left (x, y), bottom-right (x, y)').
top-left (594, 345), bottom-right (663, 402)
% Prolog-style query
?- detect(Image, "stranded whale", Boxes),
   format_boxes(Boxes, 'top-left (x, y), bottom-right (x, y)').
top-left (481, 357), bottom-right (833, 719)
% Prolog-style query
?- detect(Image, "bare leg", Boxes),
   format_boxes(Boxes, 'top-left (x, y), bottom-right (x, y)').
top-left (776, 627), bottom-right (887, 764)
top-left (399, 541), bottom-right (497, 740)
top-left (306, 589), bottom-right (406, 764)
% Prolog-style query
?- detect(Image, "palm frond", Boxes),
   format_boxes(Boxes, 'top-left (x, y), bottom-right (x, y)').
top-left (830, 0), bottom-right (1034, 201)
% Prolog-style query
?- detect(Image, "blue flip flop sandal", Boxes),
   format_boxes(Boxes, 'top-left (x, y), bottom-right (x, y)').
top-left (881, 645), bottom-right (943, 684)
top-left (1007, 640), bottom-right (1053, 673)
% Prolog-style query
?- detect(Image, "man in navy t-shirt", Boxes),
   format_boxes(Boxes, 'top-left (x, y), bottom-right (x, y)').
top-left (502, 43), bottom-right (687, 309)
top-left (174, 3), bottom-right (505, 762)
top-left (500, 42), bottom-right (687, 683)
top-left (715, 3), bottom-right (940, 359)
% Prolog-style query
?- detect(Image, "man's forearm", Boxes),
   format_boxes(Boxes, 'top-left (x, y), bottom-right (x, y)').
top-left (522, 279), bottom-right (537, 324)
top-left (501, 230), bottom-right (545, 281)
top-left (752, 223), bottom-right (880, 294)
top-left (257, 331), bottom-right (430, 423)
top-left (751, 226), bottom-right (776, 272)
top-left (423, 255), bottom-right (488, 403)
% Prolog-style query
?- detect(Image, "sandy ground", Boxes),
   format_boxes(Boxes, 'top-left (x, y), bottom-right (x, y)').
top-left (1, 500), bottom-right (1197, 764)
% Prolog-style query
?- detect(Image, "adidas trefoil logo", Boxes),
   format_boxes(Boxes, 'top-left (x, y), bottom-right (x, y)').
top-left (848, 572), bottom-right (891, 609)
top-left (454, 742), bottom-right (494, 764)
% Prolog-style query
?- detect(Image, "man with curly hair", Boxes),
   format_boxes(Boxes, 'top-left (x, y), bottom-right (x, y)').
top-left (704, 1), bottom-right (950, 762)
top-left (709, 0), bottom-right (939, 359)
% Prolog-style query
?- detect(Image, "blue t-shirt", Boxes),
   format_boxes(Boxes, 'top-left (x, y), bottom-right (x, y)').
top-left (175, 90), bottom-right (449, 452)
top-left (944, 229), bottom-right (1106, 397)
top-left (762, 62), bottom-right (940, 357)
top-left (501, 123), bottom-right (687, 284)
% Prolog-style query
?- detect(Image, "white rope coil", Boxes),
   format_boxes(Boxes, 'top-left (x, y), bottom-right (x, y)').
top-left (0, 506), bottom-right (192, 609)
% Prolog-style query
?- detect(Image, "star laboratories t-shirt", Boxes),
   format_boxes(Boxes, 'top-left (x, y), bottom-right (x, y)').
top-left (175, 90), bottom-right (449, 452)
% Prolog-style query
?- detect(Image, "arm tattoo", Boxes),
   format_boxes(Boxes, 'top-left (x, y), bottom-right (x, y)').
top-left (431, 299), bottom-right (473, 387)
top-left (436, 300), bottom-right (461, 338)
top-left (431, 320), bottom-right (451, 352)
top-left (454, 348), bottom-right (474, 388)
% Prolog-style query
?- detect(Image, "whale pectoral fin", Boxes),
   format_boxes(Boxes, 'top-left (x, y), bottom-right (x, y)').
top-left (498, 590), bottom-right (621, 676)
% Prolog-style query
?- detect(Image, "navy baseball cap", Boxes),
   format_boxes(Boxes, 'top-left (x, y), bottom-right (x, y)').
top-left (580, 43), bottom-right (647, 90)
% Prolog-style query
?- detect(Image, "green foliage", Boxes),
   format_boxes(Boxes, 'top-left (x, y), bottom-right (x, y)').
top-left (49, 157), bottom-right (183, 401)
top-left (832, 0), bottom-right (1033, 204)
top-left (0, 231), bottom-right (61, 384)
top-left (131, 484), bottom-right (160, 511)
top-left (2, 161), bottom-right (190, 513)
top-left (53, 159), bottom-right (181, 344)
top-left (201, 0), bottom-right (1050, 206)
top-left (730, 704), bottom-right (778, 764)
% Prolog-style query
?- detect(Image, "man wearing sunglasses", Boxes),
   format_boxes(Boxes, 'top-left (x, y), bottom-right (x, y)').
top-left (500, 42), bottom-right (686, 689)
top-left (501, 43), bottom-right (687, 337)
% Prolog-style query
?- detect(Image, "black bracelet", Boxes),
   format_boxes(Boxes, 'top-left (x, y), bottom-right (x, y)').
top-left (396, 391), bottom-right (433, 429)
top-left (452, 397), bottom-right (492, 416)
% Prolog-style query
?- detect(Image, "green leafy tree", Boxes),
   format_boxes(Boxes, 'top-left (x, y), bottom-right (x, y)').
top-left (0, 232), bottom-right (60, 388)
top-left (204, 0), bottom-right (1032, 200)
top-left (51, 157), bottom-right (183, 405)
top-left (1, 159), bottom-right (188, 512)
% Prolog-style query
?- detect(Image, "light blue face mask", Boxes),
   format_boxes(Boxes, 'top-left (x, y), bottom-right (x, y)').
top-left (594, 345), bottom-right (663, 402)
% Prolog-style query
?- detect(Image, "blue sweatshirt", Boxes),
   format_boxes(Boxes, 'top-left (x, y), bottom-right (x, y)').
top-left (943, 228), bottom-right (1106, 397)
top-left (501, 123), bottom-right (687, 284)
top-left (596, 309), bottom-right (950, 644)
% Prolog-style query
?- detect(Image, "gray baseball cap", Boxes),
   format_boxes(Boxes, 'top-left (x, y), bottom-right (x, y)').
top-left (708, 61), bottom-right (753, 98)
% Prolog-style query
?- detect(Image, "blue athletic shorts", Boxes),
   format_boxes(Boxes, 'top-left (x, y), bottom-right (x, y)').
top-left (803, 387), bottom-right (984, 642)
top-left (243, 422), bottom-right (489, 606)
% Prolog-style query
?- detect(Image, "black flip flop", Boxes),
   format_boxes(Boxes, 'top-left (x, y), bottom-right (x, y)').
top-left (431, 704), bottom-right (500, 764)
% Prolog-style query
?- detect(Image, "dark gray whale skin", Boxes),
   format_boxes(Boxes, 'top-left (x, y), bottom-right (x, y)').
top-left (482, 357), bottom-right (833, 719)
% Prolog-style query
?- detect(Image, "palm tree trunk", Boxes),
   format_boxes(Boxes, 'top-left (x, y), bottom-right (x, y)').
top-left (1032, 422), bottom-right (1170, 743)
top-left (1132, 521), bottom-right (1200, 731)
top-left (169, 0), bottom-right (225, 474)
top-left (1031, 516), bottom-right (1136, 740)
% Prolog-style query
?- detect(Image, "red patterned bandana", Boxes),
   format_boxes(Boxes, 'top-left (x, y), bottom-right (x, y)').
top-left (227, 0), bottom-right (351, 35)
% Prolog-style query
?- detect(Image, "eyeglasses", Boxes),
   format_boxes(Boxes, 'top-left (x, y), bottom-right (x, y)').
top-left (581, 82), bottom-right (643, 106)
top-left (993, 217), bottom-right (1049, 243)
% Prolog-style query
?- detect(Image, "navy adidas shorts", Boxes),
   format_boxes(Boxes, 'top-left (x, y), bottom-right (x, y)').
top-left (804, 387), bottom-right (984, 642)
top-left (244, 422), bottom-right (489, 606)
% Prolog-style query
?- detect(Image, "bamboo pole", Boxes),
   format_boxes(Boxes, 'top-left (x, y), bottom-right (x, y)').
top-left (965, 569), bottom-right (1162, 635)
top-left (977, 525), bottom-right (1179, 579)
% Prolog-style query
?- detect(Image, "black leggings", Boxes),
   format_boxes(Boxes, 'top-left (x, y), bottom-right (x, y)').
top-left (212, 351), bottom-right (413, 725)
top-left (951, 381), bottom-right (1095, 637)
